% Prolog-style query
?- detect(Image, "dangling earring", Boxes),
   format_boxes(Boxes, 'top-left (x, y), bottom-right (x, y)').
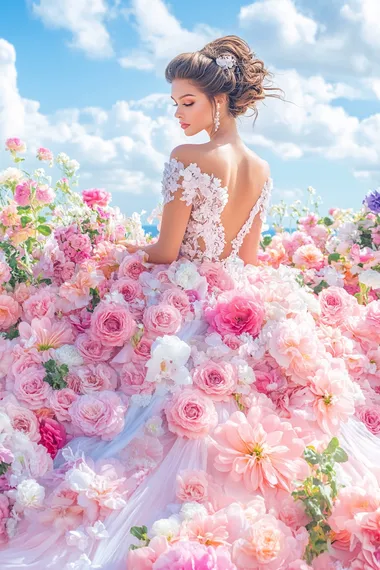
top-left (214, 102), bottom-right (220, 132)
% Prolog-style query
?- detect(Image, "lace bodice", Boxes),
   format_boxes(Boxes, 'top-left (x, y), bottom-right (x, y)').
top-left (161, 157), bottom-right (273, 263)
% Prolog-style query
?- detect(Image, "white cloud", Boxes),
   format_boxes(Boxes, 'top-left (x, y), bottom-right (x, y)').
top-left (118, 0), bottom-right (221, 72)
top-left (239, 0), bottom-right (319, 46)
top-left (32, 0), bottom-right (114, 59)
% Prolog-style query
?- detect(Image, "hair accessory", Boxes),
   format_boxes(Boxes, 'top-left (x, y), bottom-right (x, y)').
top-left (215, 54), bottom-right (237, 70)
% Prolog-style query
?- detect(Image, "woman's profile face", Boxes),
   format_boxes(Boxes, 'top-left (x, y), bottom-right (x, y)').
top-left (171, 78), bottom-right (214, 136)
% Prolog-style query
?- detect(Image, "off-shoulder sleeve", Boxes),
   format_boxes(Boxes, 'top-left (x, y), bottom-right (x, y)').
top-left (161, 158), bottom-right (202, 206)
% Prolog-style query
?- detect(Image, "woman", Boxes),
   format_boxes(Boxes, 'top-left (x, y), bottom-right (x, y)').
top-left (1, 35), bottom-right (379, 570)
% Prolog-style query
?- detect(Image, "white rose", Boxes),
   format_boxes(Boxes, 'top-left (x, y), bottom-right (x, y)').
top-left (0, 167), bottom-right (24, 185)
top-left (151, 515), bottom-right (181, 539)
top-left (55, 344), bottom-right (84, 367)
top-left (15, 479), bottom-right (45, 508)
top-left (180, 502), bottom-right (208, 521)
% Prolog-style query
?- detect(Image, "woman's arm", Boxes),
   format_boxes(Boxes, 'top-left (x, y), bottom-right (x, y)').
top-left (125, 147), bottom-right (193, 264)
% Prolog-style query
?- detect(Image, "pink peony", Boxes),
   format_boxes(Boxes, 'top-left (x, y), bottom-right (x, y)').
top-left (39, 417), bottom-right (67, 458)
top-left (127, 536), bottom-right (169, 570)
top-left (176, 470), bottom-right (209, 503)
top-left (49, 388), bottom-right (78, 422)
top-left (213, 407), bottom-right (308, 496)
top-left (205, 289), bottom-right (265, 338)
top-left (69, 391), bottom-right (127, 440)
top-left (82, 188), bottom-right (111, 208)
top-left (90, 300), bottom-right (136, 347)
top-left (232, 514), bottom-right (299, 570)
top-left (143, 304), bottom-right (182, 337)
top-left (192, 361), bottom-right (237, 402)
top-left (165, 389), bottom-right (218, 439)
top-left (0, 294), bottom-right (21, 330)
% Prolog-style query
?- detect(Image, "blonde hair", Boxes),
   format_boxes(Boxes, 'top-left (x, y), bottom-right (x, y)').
top-left (165, 34), bottom-right (284, 125)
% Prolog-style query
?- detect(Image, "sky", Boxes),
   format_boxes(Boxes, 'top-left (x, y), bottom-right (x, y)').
top-left (0, 0), bottom-right (379, 223)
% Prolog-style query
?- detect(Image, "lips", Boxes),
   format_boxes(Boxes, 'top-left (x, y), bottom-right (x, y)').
top-left (180, 123), bottom-right (190, 129)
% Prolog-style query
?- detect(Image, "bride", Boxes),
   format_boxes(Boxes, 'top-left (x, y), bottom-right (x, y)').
top-left (1, 34), bottom-right (380, 570)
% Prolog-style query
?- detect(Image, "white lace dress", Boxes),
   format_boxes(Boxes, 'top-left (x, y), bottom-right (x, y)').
top-left (161, 157), bottom-right (273, 262)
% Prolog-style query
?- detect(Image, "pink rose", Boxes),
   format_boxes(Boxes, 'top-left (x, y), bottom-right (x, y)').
top-left (154, 542), bottom-right (236, 570)
top-left (319, 286), bottom-right (357, 327)
top-left (2, 401), bottom-right (40, 441)
top-left (120, 361), bottom-right (153, 396)
top-left (35, 184), bottom-right (55, 205)
top-left (69, 391), bottom-right (127, 440)
top-left (165, 389), bottom-right (218, 439)
top-left (199, 261), bottom-right (235, 292)
top-left (118, 255), bottom-right (145, 280)
top-left (76, 363), bottom-right (117, 393)
top-left (90, 300), bottom-right (136, 347)
top-left (206, 289), bottom-right (265, 338)
top-left (23, 288), bottom-right (56, 322)
top-left (36, 147), bottom-right (53, 162)
top-left (176, 469), bottom-right (209, 502)
top-left (14, 368), bottom-right (52, 410)
top-left (0, 294), bottom-right (21, 330)
top-left (49, 388), bottom-right (78, 422)
top-left (133, 335), bottom-right (153, 361)
top-left (111, 277), bottom-right (143, 303)
top-left (192, 361), bottom-right (237, 402)
top-left (127, 536), bottom-right (168, 570)
top-left (161, 288), bottom-right (191, 317)
top-left (82, 188), bottom-right (111, 208)
top-left (356, 405), bottom-right (380, 435)
top-left (75, 333), bottom-right (115, 363)
top-left (39, 417), bottom-right (67, 459)
top-left (143, 304), bottom-right (182, 337)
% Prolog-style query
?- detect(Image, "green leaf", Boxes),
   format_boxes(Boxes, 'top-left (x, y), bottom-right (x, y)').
top-left (332, 447), bottom-right (348, 463)
top-left (42, 359), bottom-right (68, 390)
top-left (304, 447), bottom-right (320, 465)
top-left (20, 215), bottom-right (32, 228)
top-left (0, 461), bottom-right (12, 476)
top-left (328, 253), bottom-right (341, 264)
top-left (322, 216), bottom-right (334, 226)
top-left (323, 437), bottom-right (339, 455)
top-left (313, 280), bottom-right (329, 294)
top-left (3, 324), bottom-right (20, 340)
top-left (37, 224), bottom-right (52, 236)
top-left (130, 526), bottom-right (147, 541)
top-left (37, 216), bottom-right (47, 223)
top-left (17, 205), bottom-right (31, 212)
top-left (262, 235), bottom-right (272, 247)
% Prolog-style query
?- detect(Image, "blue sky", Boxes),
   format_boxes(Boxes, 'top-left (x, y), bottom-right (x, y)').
top-left (0, 0), bottom-right (379, 222)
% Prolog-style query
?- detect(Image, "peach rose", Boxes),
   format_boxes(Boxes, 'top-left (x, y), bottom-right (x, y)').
top-left (69, 391), bottom-right (127, 440)
top-left (192, 361), bottom-right (237, 402)
top-left (0, 294), bottom-right (21, 330)
top-left (90, 300), bottom-right (136, 347)
top-left (165, 389), bottom-right (218, 439)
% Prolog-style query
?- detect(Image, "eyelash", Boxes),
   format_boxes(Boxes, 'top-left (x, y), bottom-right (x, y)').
top-left (172, 103), bottom-right (194, 107)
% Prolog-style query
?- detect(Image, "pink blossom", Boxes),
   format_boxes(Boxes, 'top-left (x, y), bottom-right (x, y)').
top-left (0, 444), bottom-right (14, 464)
top-left (127, 536), bottom-right (169, 570)
top-left (36, 147), bottom-right (53, 162)
top-left (49, 388), bottom-right (78, 422)
top-left (90, 300), bottom-right (136, 347)
top-left (292, 244), bottom-right (324, 270)
top-left (213, 407), bottom-right (308, 496)
top-left (119, 361), bottom-right (152, 396)
top-left (118, 254), bottom-right (146, 280)
top-left (199, 261), bottom-right (235, 292)
top-left (35, 184), bottom-right (55, 205)
top-left (143, 304), bottom-right (182, 337)
top-left (82, 188), bottom-right (112, 208)
top-left (39, 417), bottom-right (67, 458)
top-left (176, 470), bottom-right (209, 503)
top-left (0, 338), bottom-right (14, 379)
top-left (14, 368), bottom-right (52, 410)
top-left (23, 288), bottom-right (57, 322)
top-left (75, 333), bottom-right (115, 363)
top-left (0, 294), bottom-right (21, 330)
top-left (0, 261), bottom-right (11, 283)
top-left (165, 389), bottom-right (218, 439)
top-left (161, 288), bottom-right (192, 317)
top-left (319, 286), bottom-right (358, 327)
top-left (5, 137), bottom-right (26, 153)
top-left (206, 289), bottom-right (265, 338)
top-left (76, 363), bottom-right (117, 393)
top-left (182, 511), bottom-right (229, 546)
top-left (192, 361), bottom-right (237, 402)
top-left (69, 391), bottom-right (127, 440)
top-left (232, 514), bottom-right (299, 569)
top-left (2, 399), bottom-right (40, 441)
top-left (0, 203), bottom-right (21, 227)
top-left (153, 541), bottom-right (236, 570)
top-left (356, 405), bottom-right (380, 435)
top-left (19, 317), bottom-right (73, 350)
top-left (111, 277), bottom-right (143, 303)
top-left (0, 494), bottom-right (10, 542)
top-left (14, 180), bottom-right (32, 206)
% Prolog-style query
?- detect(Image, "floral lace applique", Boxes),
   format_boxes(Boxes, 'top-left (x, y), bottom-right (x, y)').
top-left (161, 156), bottom-right (272, 262)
